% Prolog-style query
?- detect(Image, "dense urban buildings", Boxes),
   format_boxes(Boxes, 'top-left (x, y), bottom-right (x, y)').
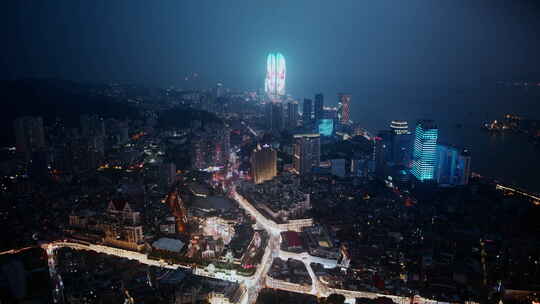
top-left (3, 78), bottom-right (538, 304)
top-left (2, 17), bottom-right (539, 304)
top-left (411, 120), bottom-right (439, 181)
top-left (13, 116), bottom-right (46, 158)
top-left (191, 124), bottom-right (230, 170)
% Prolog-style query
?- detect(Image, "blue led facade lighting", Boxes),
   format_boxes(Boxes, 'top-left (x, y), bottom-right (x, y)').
top-left (318, 119), bottom-right (334, 136)
top-left (411, 120), bottom-right (438, 181)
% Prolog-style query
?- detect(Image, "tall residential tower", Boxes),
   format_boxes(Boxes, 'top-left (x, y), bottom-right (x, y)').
top-left (293, 133), bottom-right (320, 175)
top-left (250, 144), bottom-right (277, 184)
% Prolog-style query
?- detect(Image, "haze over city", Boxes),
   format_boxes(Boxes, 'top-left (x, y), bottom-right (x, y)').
top-left (4, 1), bottom-right (540, 91)
top-left (1, 1), bottom-right (540, 304)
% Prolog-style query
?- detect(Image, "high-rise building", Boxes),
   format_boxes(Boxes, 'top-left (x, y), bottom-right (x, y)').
top-left (374, 131), bottom-right (394, 178)
top-left (13, 116), bottom-right (46, 157)
top-left (303, 98), bottom-right (313, 125)
top-left (215, 82), bottom-right (224, 98)
top-left (265, 52), bottom-right (286, 98)
top-left (411, 120), bottom-right (439, 181)
top-left (286, 101), bottom-right (299, 129)
top-left (266, 102), bottom-right (285, 132)
top-left (435, 144), bottom-right (458, 185)
top-left (293, 133), bottom-right (320, 175)
top-left (250, 144), bottom-right (277, 184)
top-left (390, 120), bottom-right (413, 167)
top-left (338, 94), bottom-right (351, 125)
top-left (314, 93), bottom-right (324, 122)
top-left (458, 148), bottom-right (471, 185)
top-left (392, 132), bottom-right (413, 167)
top-left (435, 144), bottom-right (471, 186)
top-left (390, 120), bottom-right (409, 135)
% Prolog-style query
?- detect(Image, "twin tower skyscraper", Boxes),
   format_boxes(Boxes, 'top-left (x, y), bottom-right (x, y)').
top-left (264, 52), bottom-right (286, 98)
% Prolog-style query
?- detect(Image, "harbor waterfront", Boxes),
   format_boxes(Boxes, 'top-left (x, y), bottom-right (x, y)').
top-left (354, 86), bottom-right (540, 193)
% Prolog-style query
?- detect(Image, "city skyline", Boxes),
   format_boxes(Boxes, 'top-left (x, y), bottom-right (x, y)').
top-left (3, 1), bottom-right (540, 99)
top-left (2, 2), bottom-right (540, 304)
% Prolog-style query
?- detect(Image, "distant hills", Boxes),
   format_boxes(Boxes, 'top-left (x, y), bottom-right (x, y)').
top-left (157, 107), bottom-right (222, 131)
top-left (0, 78), bottom-right (140, 145)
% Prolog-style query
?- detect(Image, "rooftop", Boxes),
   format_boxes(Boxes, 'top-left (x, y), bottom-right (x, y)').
top-left (152, 237), bottom-right (185, 253)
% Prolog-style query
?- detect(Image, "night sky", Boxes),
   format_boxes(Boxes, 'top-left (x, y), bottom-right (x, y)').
top-left (2, 0), bottom-right (540, 98)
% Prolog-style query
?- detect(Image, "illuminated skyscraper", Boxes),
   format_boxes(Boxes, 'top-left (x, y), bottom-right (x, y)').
top-left (264, 52), bottom-right (286, 98)
top-left (293, 133), bottom-right (320, 175)
top-left (250, 144), bottom-right (277, 184)
top-left (411, 120), bottom-right (438, 181)
top-left (314, 93), bottom-right (324, 122)
top-left (338, 94), bottom-right (351, 125)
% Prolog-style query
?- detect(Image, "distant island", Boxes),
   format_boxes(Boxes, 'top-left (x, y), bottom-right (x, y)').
top-left (482, 114), bottom-right (540, 144)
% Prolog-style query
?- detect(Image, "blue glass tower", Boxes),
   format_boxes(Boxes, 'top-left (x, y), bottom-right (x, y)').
top-left (411, 120), bottom-right (438, 181)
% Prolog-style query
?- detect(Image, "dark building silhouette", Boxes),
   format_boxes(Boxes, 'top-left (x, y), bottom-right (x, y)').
top-left (314, 93), bottom-right (324, 122)
top-left (303, 98), bottom-right (313, 126)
